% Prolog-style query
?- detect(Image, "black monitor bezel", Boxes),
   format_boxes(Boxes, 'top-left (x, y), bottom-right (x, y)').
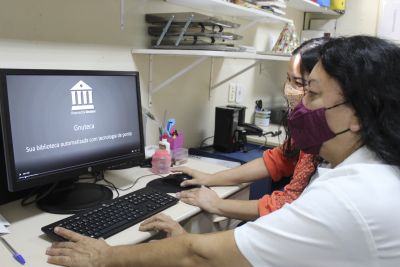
top-left (0, 69), bottom-right (145, 192)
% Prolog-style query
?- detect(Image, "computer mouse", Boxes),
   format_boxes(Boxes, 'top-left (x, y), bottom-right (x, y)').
top-left (163, 173), bottom-right (193, 187)
top-left (146, 173), bottom-right (199, 193)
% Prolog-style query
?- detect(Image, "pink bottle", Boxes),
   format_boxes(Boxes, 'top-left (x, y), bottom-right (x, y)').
top-left (151, 146), bottom-right (171, 174)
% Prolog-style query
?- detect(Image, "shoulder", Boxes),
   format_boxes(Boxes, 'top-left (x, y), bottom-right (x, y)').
top-left (235, 162), bottom-right (400, 266)
top-left (309, 162), bottom-right (400, 225)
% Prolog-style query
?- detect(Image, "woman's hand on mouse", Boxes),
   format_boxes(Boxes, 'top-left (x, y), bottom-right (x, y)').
top-left (171, 166), bottom-right (212, 187)
top-left (176, 187), bottom-right (221, 215)
top-left (139, 213), bottom-right (187, 237)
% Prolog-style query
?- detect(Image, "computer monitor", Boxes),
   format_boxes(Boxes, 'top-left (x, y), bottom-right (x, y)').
top-left (0, 69), bottom-right (145, 213)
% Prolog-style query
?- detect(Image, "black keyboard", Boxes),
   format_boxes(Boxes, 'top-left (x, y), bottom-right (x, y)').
top-left (41, 187), bottom-right (178, 241)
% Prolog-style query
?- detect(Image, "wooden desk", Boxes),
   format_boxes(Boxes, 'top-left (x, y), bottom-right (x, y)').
top-left (0, 158), bottom-right (248, 267)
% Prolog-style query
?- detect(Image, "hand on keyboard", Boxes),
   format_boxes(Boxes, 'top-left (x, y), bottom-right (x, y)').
top-left (42, 187), bottom-right (178, 241)
top-left (139, 213), bottom-right (187, 237)
top-left (46, 226), bottom-right (110, 267)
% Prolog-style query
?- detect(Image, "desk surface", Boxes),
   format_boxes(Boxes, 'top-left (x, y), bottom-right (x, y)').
top-left (246, 123), bottom-right (286, 147)
top-left (0, 158), bottom-right (245, 267)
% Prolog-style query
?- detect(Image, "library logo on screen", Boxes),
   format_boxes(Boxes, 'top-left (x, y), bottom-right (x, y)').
top-left (70, 80), bottom-right (96, 115)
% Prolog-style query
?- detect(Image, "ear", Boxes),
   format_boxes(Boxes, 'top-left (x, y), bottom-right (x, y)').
top-left (349, 115), bottom-right (361, 132)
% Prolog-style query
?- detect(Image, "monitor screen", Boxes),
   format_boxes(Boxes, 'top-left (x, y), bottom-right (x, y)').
top-left (0, 69), bottom-right (145, 192)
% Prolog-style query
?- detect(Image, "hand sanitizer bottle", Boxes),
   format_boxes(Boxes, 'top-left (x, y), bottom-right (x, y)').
top-left (151, 141), bottom-right (171, 174)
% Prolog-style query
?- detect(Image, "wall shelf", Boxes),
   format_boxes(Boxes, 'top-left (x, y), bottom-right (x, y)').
top-left (131, 48), bottom-right (291, 61)
top-left (132, 48), bottom-right (290, 106)
top-left (286, 0), bottom-right (340, 15)
top-left (165, 0), bottom-right (293, 24)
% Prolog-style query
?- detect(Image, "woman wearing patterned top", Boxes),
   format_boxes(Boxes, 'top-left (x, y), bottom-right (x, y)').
top-left (165, 38), bottom-right (327, 221)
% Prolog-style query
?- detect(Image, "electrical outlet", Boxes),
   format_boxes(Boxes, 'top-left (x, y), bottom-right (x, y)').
top-left (235, 83), bottom-right (244, 103)
top-left (228, 83), bottom-right (236, 102)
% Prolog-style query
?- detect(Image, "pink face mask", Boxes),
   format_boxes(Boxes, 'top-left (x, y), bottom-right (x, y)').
top-left (284, 82), bottom-right (304, 109)
top-left (288, 101), bottom-right (349, 155)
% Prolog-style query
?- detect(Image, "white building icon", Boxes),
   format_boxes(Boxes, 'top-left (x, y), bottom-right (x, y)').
top-left (70, 80), bottom-right (94, 111)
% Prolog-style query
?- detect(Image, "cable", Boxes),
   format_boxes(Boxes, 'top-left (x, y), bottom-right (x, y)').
top-left (259, 130), bottom-right (282, 149)
top-left (103, 173), bottom-right (164, 195)
top-left (263, 135), bottom-right (268, 148)
top-left (103, 176), bottom-right (120, 198)
top-left (200, 136), bottom-right (214, 148)
top-left (21, 171), bottom-right (102, 207)
top-left (21, 172), bottom-right (164, 207)
top-left (94, 170), bottom-right (122, 198)
top-left (21, 182), bottom-right (59, 206)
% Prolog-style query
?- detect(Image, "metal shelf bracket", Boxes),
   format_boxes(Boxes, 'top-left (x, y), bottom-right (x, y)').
top-left (209, 60), bottom-right (260, 90)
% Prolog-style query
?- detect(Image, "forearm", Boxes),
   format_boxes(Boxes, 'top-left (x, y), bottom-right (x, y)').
top-left (206, 158), bottom-right (269, 186)
top-left (213, 199), bottom-right (259, 221)
top-left (105, 231), bottom-right (250, 267)
top-left (107, 235), bottom-right (201, 267)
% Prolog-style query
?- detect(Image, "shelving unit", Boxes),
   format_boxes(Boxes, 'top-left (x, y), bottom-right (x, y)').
top-left (139, 0), bottom-right (293, 107)
top-left (165, 0), bottom-right (293, 24)
top-left (286, 0), bottom-right (340, 15)
top-left (137, 0), bottom-right (341, 106)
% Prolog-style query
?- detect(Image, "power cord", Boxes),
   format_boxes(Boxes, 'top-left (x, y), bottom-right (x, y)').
top-left (102, 173), bottom-right (164, 197)
top-left (20, 171), bottom-right (161, 206)
top-left (200, 136), bottom-right (214, 148)
top-left (262, 130), bottom-right (282, 137)
top-left (21, 170), bottom-right (105, 206)
top-left (261, 130), bottom-right (282, 149)
top-left (21, 182), bottom-right (59, 206)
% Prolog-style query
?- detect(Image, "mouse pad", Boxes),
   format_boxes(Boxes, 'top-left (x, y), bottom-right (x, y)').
top-left (146, 178), bottom-right (200, 193)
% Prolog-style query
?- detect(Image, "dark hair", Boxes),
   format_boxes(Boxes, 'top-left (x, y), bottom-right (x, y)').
top-left (292, 37), bottom-right (329, 78)
top-left (282, 37), bottom-right (328, 158)
top-left (319, 36), bottom-right (400, 166)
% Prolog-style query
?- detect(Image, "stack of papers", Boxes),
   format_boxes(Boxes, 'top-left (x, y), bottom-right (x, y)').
top-left (0, 213), bottom-right (10, 234)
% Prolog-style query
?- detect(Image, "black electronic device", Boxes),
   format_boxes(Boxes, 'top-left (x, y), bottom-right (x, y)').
top-left (41, 187), bottom-right (178, 241)
top-left (240, 123), bottom-right (263, 136)
top-left (226, 104), bottom-right (246, 125)
top-left (213, 106), bottom-right (240, 152)
top-left (146, 173), bottom-right (200, 193)
top-left (213, 106), bottom-right (264, 152)
top-left (0, 69), bottom-right (145, 213)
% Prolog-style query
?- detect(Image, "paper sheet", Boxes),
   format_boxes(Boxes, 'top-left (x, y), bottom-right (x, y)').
top-left (0, 213), bottom-right (10, 234)
top-left (0, 223), bottom-right (10, 234)
top-left (0, 213), bottom-right (10, 226)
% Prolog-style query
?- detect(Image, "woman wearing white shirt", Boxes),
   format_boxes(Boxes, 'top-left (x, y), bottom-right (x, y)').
top-left (46, 36), bottom-right (400, 267)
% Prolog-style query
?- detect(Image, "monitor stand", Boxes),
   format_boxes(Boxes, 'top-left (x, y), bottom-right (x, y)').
top-left (37, 181), bottom-right (113, 214)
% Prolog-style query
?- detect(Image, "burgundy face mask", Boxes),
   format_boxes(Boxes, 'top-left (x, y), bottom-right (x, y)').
top-left (288, 101), bottom-right (349, 155)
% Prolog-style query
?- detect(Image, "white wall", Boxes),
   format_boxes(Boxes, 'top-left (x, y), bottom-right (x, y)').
top-left (304, 0), bottom-right (381, 36)
top-left (0, 0), bottom-right (378, 148)
top-left (336, 0), bottom-right (380, 36)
